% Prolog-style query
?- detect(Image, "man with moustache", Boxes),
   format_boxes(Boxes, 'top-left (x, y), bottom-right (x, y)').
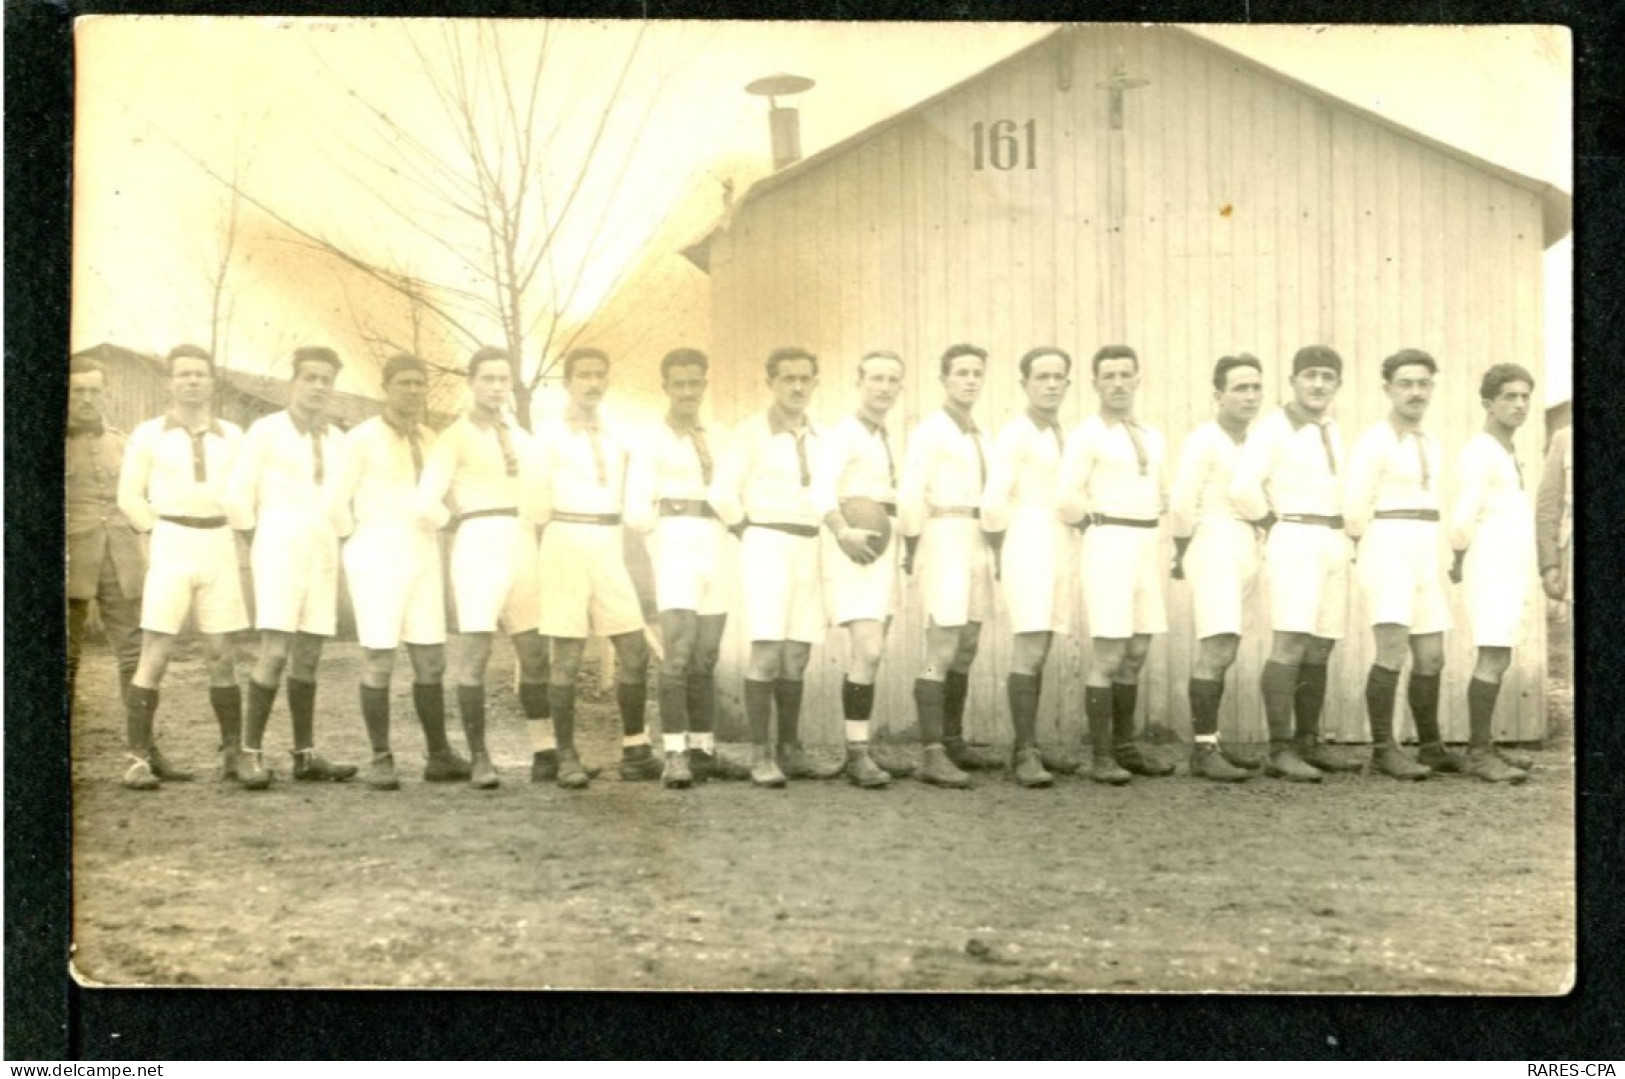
top-left (810, 350), bottom-right (907, 789)
top-left (1448, 363), bottom-right (1539, 783)
top-left (416, 346), bottom-right (550, 790)
top-left (1168, 354), bottom-right (1268, 782)
top-left (1231, 345), bottom-right (1358, 783)
top-left (228, 346), bottom-right (357, 789)
top-left (711, 346), bottom-right (836, 788)
top-left (1056, 344), bottom-right (1173, 785)
top-left (979, 347), bottom-right (1078, 789)
top-left (1345, 349), bottom-right (1456, 780)
top-left (66, 355), bottom-right (145, 710)
top-left (626, 348), bottom-right (729, 788)
top-left (897, 344), bottom-right (1009, 781)
top-left (333, 353), bottom-right (468, 790)
top-left (117, 345), bottom-right (249, 789)
top-left (532, 347), bottom-right (656, 789)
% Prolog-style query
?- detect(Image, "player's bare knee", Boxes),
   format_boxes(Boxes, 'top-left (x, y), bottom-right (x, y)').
top-left (203, 635), bottom-right (237, 684)
top-left (1474, 646), bottom-right (1512, 681)
top-left (1268, 631), bottom-right (1310, 665)
top-left (612, 631), bottom-right (649, 683)
top-left (782, 641), bottom-right (813, 678)
top-left (1304, 636), bottom-right (1336, 666)
top-left (360, 648), bottom-right (395, 688)
top-left (953, 625), bottom-right (982, 670)
top-left (1410, 633), bottom-right (1445, 676)
top-left (550, 638), bottom-right (586, 684)
top-left (747, 642), bottom-right (782, 681)
top-left (408, 644), bottom-right (446, 684)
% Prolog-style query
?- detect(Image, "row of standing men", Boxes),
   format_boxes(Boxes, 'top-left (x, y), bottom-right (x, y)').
top-left (67, 338), bottom-right (1571, 793)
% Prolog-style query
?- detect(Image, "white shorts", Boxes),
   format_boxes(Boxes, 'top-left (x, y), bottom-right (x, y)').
top-left (1186, 519), bottom-right (1261, 640)
top-left (1463, 530), bottom-right (1536, 648)
top-left (1265, 520), bottom-right (1350, 640)
top-left (740, 525), bottom-right (826, 645)
top-left (1356, 518), bottom-right (1452, 634)
top-left (822, 524), bottom-right (898, 626)
top-left (140, 520), bottom-right (248, 636)
top-left (1080, 521), bottom-right (1168, 639)
top-left (916, 515), bottom-right (994, 628)
top-left (344, 523), bottom-right (446, 650)
top-left (536, 521), bottom-right (645, 640)
top-left (251, 513), bottom-right (339, 636)
top-left (450, 514), bottom-right (539, 635)
top-left (650, 515), bottom-right (729, 617)
top-left (999, 507), bottom-right (1073, 635)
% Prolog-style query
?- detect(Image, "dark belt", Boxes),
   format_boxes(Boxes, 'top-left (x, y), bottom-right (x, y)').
top-left (658, 499), bottom-right (718, 519)
top-left (159, 515), bottom-right (228, 530)
top-left (748, 521), bottom-right (820, 539)
top-left (930, 506), bottom-right (981, 519)
top-left (1373, 509), bottom-right (1441, 522)
top-left (841, 499), bottom-right (898, 517)
top-left (1089, 513), bottom-right (1158, 529)
top-left (455, 508), bottom-right (518, 525)
top-left (1279, 513), bottom-right (1345, 529)
top-left (551, 511), bottom-right (623, 526)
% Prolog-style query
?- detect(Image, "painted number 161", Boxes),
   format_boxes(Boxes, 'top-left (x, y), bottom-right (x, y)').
top-left (971, 119), bottom-right (1037, 170)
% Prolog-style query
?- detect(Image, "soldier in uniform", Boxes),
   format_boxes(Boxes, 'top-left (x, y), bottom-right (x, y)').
top-left (228, 347), bottom-right (357, 789)
top-left (1057, 344), bottom-right (1174, 785)
top-left (67, 355), bottom-right (145, 709)
top-left (116, 345), bottom-right (248, 789)
top-left (626, 348), bottom-right (728, 788)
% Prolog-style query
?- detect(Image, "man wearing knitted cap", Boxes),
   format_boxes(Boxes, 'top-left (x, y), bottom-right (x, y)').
top-left (1345, 349), bottom-right (1458, 780)
top-left (416, 346), bottom-right (551, 789)
top-left (1232, 345), bottom-right (1359, 782)
top-left (227, 346), bottom-right (357, 789)
top-left (332, 353), bottom-right (468, 789)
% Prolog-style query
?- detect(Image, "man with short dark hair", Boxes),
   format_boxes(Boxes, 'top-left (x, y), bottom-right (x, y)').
top-left (1169, 354), bottom-right (1266, 782)
top-left (979, 346), bottom-right (1078, 790)
top-left (898, 344), bottom-right (1004, 780)
top-left (1447, 363), bottom-right (1539, 783)
top-left (416, 346), bottom-right (549, 789)
top-left (627, 348), bottom-right (728, 788)
top-left (228, 346), bottom-right (357, 789)
top-left (67, 355), bottom-right (145, 709)
top-left (812, 350), bottom-right (907, 789)
top-left (117, 345), bottom-right (249, 789)
top-left (533, 347), bottom-right (655, 789)
top-left (333, 353), bottom-right (467, 789)
top-left (1057, 344), bottom-right (1173, 785)
top-left (1345, 348), bottom-right (1455, 780)
top-left (1232, 345), bottom-right (1358, 783)
top-left (711, 346), bottom-right (833, 788)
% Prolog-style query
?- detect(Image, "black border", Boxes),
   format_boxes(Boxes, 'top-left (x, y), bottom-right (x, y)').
top-left (8, 0), bottom-right (1623, 1060)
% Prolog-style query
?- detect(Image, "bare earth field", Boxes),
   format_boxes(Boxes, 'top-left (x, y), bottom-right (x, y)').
top-left (70, 624), bottom-right (1574, 993)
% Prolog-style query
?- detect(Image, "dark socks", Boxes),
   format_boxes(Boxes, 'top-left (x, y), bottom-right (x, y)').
top-left (359, 684), bottom-right (390, 754)
top-left (772, 679), bottom-right (804, 745)
top-left (744, 679), bottom-right (774, 745)
top-left (841, 678), bottom-right (875, 720)
top-left (547, 685), bottom-right (575, 749)
top-left (412, 683), bottom-right (452, 755)
top-left (659, 674), bottom-right (690, 735)
top-left (1467, 676), bottom-right (1501, 749)
top-left (457, 684), bottom-right (487, 755)
top-left (1085, 685), bottom-right (1113, 755)
top-left (1295, 662), bottom-right (1330, 741)
top-left (244, 679), bottom-right (279, 750)
top-left (209, 685), bottom-right (242, 750)
top-left (286, 677), bottom-right (317, 751)
top-left (125, 685), bottom-right (158, 754)
top-left (1006, 672), bottom-right (1040, 748)
top-left (913, 678), bottom-right (946, 744)
top-left (617, 681), bottom-right (648, 737)
top-left (1188, 677), bottom-right (1223, 738)
top-left (1260, 660), bottom-right (1298, 744)
top-left (686, 673), bottom-right (716, 734)
top-left (943, 669), bottom-right (969, 743)
top-left (1408, 671), bottom-right (1443, 745)
top-left (518, 681), bottom-right (550, 720)
top-left (1111, 682), bottom-right (1139, 747)
top-left (1365, 665), bottom-right (1401, 745)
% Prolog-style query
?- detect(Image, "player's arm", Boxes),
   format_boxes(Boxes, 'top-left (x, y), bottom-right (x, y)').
top-left (1229, 420), bottom-right (1273, 524)
top-left (1447, 442), bottom-right (1491, 583)
top-left (414, 428), bottom-right (456, 530)
top-left (115, 424), bottom-right (158, 532)
top-left (1054, 425), bottom-right (1093, 528)
top-left (1168, 432), bottom-right (1205, 578)
top-left (896, 421), bottom-right (934, 573)
top-left (813, 425), bottom-right (878, 565)
top-left (223, 421), bottom-right (265, 532)
top-left (327, 432), bottom-right (358, 539)
top-left (1341, 429), bottom-right (1380, 541)
top-left (521, 429), bottom-right (552, 531)
top-left (708, 422), bottom-right (750, 533)
top-left (622, 434), bottom-right (659, 535)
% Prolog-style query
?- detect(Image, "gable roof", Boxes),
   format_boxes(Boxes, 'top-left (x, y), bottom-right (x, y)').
top-left (684, 25), bottom-right (1570, 271)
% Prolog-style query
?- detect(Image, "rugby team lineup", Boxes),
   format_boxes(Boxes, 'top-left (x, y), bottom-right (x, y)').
top-left (65, 336), bottom-right (1571, 797)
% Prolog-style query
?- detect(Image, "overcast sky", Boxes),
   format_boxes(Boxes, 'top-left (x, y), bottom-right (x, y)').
top-left (71, 20), bottom-right (1572, 402)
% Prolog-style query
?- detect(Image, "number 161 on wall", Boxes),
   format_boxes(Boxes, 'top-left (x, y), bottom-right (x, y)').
top-left (971, 119), bottom-right (1037, 170)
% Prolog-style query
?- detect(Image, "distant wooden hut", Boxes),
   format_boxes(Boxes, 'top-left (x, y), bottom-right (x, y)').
top-left (683, 25), bottom-right (1570, 747)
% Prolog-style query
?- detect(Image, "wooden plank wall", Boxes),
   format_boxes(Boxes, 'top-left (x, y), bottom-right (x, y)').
top-left (702, 26), bottom-right (1549, 747)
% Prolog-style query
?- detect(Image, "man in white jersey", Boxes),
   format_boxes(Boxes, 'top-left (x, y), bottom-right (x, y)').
top-left (1346, 348), bottom-right (1458, 780)
top-left (1231, 345), bottom-right (1359, 782)
top-left (333, 353), bottom-right (468, 789)
top-left (897, 344), bottom-right (1009, 781)
top-left (228, 347), bottom-right (356, 789)
top-left (533, 347), bottom-right (657, 789)
top-left (1169, 354), bottom-right (1266, 782)
top-left (1057, 344), bottom-right (1174, 785)
top-left (811, 351), bottom-right (905, 789)
top-left (117, 345), bottom-right (248, 789)
top-left (1447, 363), bottom-right (1538, 783)
top-left (416, 347), bottom-right (550, 790)
top-left (711, 346), bottom-right (841, 788)
top-left (979, 347), bottom-right (1078, 789)
top-left (626, 349), bottom-right (729, 788)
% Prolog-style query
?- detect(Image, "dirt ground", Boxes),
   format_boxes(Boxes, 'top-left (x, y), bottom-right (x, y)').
top-left (70, 621), bottom-right (1574, 993)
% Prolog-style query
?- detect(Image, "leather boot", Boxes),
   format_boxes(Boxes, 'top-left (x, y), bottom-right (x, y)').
top-left (1465, 747), bottom-right (1528, 784)
top-left (844, 745), bottom-right (891, 789)
top-left (916, 744), bottom-right (971, 789)
top-left (1190, 743), bottom-right (1252, 782)
top-left (1087, 687), bottom-right (1131, 786)
top-left (749, 744), bottom-right (787, 789)
top-left (1371, 743), bottom-right (1431, 780)
top-left (662, 750), bottom-right (694, 790)
top-left (1264, 741), bottom-right (1323, 783)
top-left (1012, 745), bottom-right (1053, 789)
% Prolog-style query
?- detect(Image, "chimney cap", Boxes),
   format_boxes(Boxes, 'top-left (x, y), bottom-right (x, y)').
top-left (745, 73), bottom-right (816, 99)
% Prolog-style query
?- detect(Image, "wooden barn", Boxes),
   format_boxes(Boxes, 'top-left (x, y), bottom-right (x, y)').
top-left (682, 25), bottom-right (1570, 749)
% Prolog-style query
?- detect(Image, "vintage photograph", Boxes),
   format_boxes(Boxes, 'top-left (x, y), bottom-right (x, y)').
top-left (68, 19), bottom-right (1573, 992)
